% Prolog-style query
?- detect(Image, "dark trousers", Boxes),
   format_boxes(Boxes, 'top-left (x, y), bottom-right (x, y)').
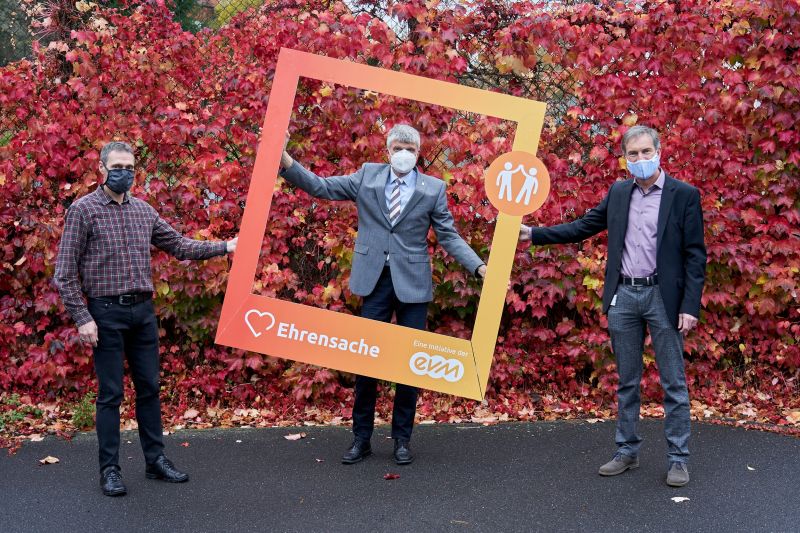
top-left (88, 297), bottom-right (164, 471)
top-left (354, 267), bottom-right (428, 442)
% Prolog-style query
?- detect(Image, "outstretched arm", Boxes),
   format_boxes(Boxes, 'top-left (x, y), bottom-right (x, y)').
top-left (151, 215), bottom-right (229, 260)
top-left (279, 132), bottom-right (362, 201)
top-left (519, 186), bottom-right (612, 244)
top-left (279, 161), bottom-right (364, 201)
top-left (430, 184), bottom-right (484, 276)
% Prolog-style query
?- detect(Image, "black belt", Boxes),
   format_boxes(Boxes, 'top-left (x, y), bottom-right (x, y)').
top-left (619, 274), bottom-right (658, 286)
top-left (91, 292), bottom-right (152, 305)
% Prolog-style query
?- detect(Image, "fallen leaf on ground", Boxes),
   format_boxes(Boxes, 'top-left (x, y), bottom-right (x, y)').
top-left (671, 497), bottom-right (690, 503)
top-left (235, 440), bottom-right (242, 443)
top-left (183, 408), bottom-right (199, 419)
top-left (383, 473), bottom-right (400, 480)
top-left (585, 418), bottom-right (604, 424)
top-left (39, 456), bottom-right (59, 465)
top-left (315, 458), bottom-right (324, 463)
top-left (746, 465), bottom-right (756, 471)
top-left (284, 432), bottom-right (307, 441)
top-left (180, 442), bottom-right (190, 447)
top-left (30, 434), bottom-right (44, 442)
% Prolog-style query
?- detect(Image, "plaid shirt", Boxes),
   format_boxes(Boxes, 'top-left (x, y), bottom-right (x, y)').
top-left (54, 186), bottom-right (227, 326)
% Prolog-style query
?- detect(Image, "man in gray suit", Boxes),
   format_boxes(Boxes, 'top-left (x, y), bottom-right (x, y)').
top-left (279, 124), bottom-right (486, 465)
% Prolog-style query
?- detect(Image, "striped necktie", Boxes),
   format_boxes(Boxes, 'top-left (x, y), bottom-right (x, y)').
top-left (388, 177), bottom-right (404, 225)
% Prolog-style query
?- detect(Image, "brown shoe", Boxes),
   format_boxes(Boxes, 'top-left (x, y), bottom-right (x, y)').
top-left (666, 462), bottom-right (690, 487)
top-left (598, 453), bottom-right (639, 476)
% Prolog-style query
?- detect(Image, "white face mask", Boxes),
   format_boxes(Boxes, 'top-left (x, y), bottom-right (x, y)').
top-left (390, 149), bottom-right (417, 174)
top-left (626, 153), bottom-right (660, 180)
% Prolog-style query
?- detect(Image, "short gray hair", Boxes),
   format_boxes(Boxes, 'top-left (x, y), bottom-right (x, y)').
top-left (100, 141), bottom-right (134, 165)
top-left (386, 124), bottom-right (421, 149)
top-left (621, 125), bottom-right (660, 153)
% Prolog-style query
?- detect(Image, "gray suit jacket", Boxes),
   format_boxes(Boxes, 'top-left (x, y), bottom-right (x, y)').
top-left (280, 161), bottom-right (484, 303)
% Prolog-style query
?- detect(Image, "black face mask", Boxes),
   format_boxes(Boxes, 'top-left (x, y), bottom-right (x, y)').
top-left (104, 167), bottom-right (134, 194)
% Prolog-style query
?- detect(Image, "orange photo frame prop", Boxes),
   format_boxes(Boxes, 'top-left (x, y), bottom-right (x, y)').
top-left (215, 48), bottom-right (549, 400)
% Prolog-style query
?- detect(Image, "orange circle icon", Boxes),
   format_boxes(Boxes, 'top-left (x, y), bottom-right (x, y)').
top-left (484, 151), bottom-right (550, 216)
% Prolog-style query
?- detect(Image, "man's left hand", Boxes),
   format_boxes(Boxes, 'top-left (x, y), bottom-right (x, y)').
top-left (678, 313), bottom-right (697, 335)
top-left (477, 265), bottom-right (487, 278)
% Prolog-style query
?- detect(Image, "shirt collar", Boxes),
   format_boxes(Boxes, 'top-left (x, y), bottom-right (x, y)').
top-left (96, 185), bottom-right (129, 204)
top-left (635, 169), bottom-right (665, 194)
top-left (389, 167), bottom-right (416, 184)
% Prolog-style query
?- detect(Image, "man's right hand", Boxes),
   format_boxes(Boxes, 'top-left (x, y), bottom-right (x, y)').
top-left (78, 320), bottom-right (98, 347)
top-left (280, 130), bottom-right (294, 170)
top-left (519, 224), bottom-right (532, 242)
top-left (226, 236), bottom-right (238, 253)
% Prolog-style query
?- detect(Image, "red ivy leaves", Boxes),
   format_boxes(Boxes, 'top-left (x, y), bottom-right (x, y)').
top-left (0, 0), bottom-right (797, 438)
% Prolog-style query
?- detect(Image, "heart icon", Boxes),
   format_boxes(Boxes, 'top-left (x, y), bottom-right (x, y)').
top-left (244, 309), bottom-right (276, 338)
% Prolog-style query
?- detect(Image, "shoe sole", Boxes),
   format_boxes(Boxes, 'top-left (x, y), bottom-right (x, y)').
top-left (395, 457), bottom-right (414, 465)
top-left (598, 462), bottom-right (639, 476)
top-left (102, 488), bottom-right (127, 497)
top-left (341, 450), bottom-right (372, 465)
top-left (145, 473), bottom-right (189, 483)
top-left (666, 478), bottom-right (689, 487)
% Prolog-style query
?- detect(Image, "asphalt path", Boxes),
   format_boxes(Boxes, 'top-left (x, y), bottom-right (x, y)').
top-left (1, 421), bottom-right (798, 532)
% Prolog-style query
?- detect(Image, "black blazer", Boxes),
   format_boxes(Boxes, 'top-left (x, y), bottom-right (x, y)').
top-left (530, 174), bottom-right (707, 328)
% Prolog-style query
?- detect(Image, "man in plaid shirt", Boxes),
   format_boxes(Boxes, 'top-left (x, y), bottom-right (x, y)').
top-left (54, 141), bottom-right (237, 497)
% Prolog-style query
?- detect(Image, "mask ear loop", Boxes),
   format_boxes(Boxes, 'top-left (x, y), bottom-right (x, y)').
top-left (100, 161), bottom-right (111, 190)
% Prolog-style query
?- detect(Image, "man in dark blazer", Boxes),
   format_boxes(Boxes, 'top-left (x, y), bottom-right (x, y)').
top-left (279, 124), bottom-right (486, 465)
top-left (519, 125), bottom-right (706, 487)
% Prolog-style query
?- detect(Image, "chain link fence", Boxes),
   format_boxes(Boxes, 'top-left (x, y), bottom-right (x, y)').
top-left (0, 0), bottom-right (578, 182)
top-left (0, 0), bottom-right (582, 362)
top-left (1, 0), bottom-right (578, 101)
top-left (0, 0), bottom-right (269, 67)
top-left (0, 0), bottom-right (34, 67)
top-left (0, 2), bottom-right (580, 302)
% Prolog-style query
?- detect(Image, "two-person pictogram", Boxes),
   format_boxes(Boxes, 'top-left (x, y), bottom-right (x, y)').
top-left (496, 162), bottom-right (539, 205)
top-left (484, 152), bottom-right (550, 216)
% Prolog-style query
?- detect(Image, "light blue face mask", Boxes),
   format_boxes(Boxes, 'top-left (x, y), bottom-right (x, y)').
top-left (626, 153), bottom-right (660, 180)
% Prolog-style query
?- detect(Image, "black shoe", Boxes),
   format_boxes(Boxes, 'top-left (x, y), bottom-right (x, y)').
top-left (341, 440), bottom-right (372, 464)
top-left (393, 439), bottom-right (414, 465)
top-left (145, 455), bottom-right (189, 483)
top-left (100, 466), bottom-right (127, 497)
